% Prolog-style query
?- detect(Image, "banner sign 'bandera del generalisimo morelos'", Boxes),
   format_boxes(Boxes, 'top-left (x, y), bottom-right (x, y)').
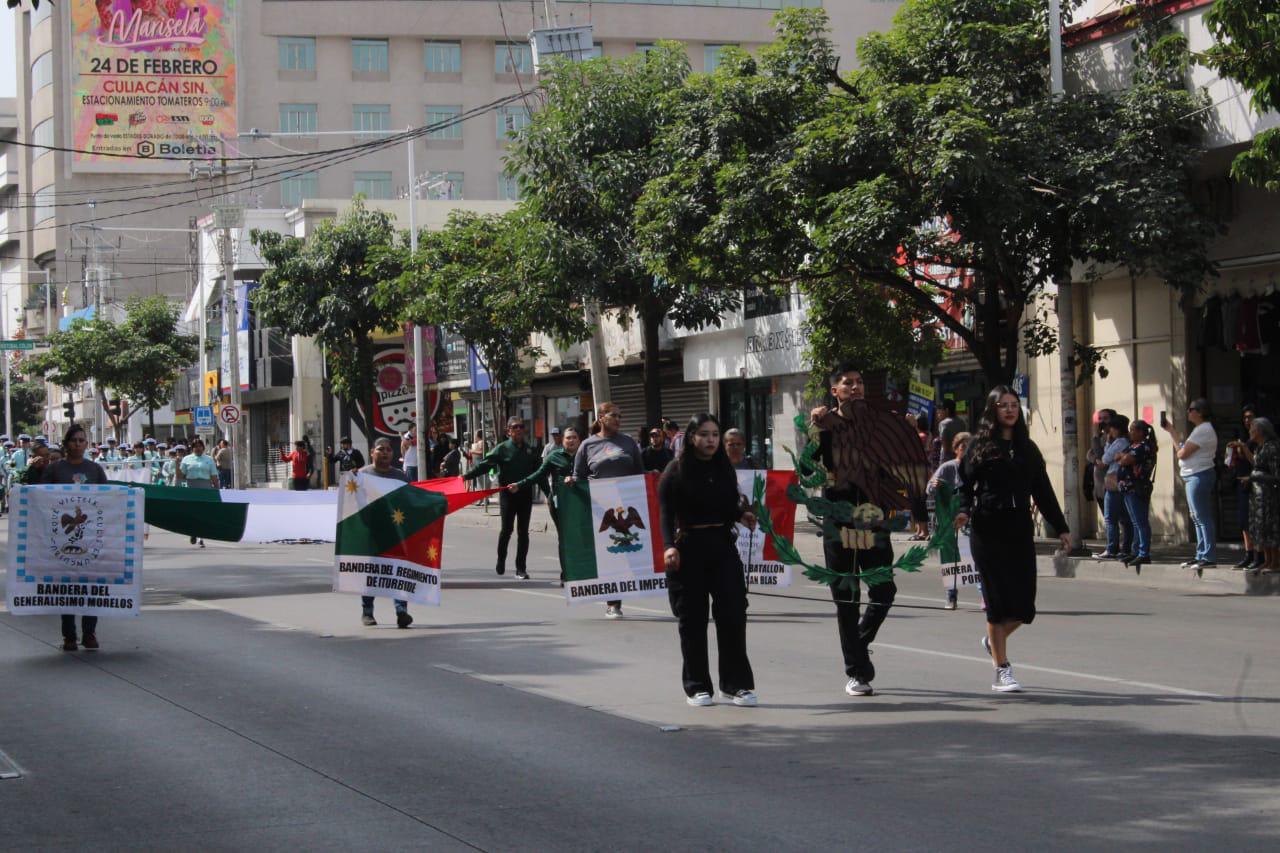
top-left (71, 0), bottom-right (237, 171)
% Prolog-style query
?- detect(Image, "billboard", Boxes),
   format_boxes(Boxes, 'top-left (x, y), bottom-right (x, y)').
top-left (70, 0), bottom-right (237, 171)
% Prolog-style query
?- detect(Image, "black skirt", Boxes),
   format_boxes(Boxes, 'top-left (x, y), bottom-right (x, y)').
top-left (970, 508), bottom-right (1037, 625)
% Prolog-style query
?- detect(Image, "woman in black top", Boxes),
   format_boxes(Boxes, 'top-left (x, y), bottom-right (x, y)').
top-left (956, 387), bottom-right (1071, 694)
top-left (37, 424), bottom-right (109, 652)
top-left (659, 413), bottom-right (758, 707)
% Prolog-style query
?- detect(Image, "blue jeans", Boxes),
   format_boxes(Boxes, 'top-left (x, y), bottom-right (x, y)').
top-left (1122, 490), bottom-right (1152, 559)
top-left (1103, 489), bottom-right (1134, 555)
top-left (406, 466), bottom-right (419, 482)
top-left (362, 596), bottom-right (408, 614)
top-left (1183, 469), bottom-right (1217, 562)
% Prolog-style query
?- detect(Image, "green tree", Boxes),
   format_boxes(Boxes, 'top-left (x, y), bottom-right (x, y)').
top-left (252, 199), bottom-right (408, 437)
top-left (385, 209), bottom-right (588, 425)
top-left (1, 369), bottom-right (47, 436)
top-left (29, 296), bottom-right (198, 437)
top-left (507, 45), bottom-right (740, 426)
top-left (1203, 0), bottom-right (1280, 190)
top-left (637, 4), bottom-right (1218, 387)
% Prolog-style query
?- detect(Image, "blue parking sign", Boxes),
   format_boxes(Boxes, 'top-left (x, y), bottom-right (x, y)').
top-left (194, 405), bottom-right (214, 427)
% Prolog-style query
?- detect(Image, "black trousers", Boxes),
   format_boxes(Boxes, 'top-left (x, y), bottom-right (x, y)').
top-left (823, 534), bottom-right (896, 682)
top-left (498, 488), bottom-right (534, 572)
top-left (61, 614), bottom-right (97, 640)
top-left (666, 529), bottom-right (754, 697)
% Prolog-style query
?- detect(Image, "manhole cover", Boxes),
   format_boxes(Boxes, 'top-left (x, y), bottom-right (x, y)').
top-left (0, 749), bottom-right (22, 780)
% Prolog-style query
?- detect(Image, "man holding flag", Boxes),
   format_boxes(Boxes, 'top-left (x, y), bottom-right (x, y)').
top-left (463, 417), bottom-right (541, 579)
top-left (356, 438), bottom-right (414, 629)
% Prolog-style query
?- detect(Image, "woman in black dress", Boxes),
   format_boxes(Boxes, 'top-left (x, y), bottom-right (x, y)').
top-left (659, 413), bottom-right (758, 707)
top-left (955, 387), bottom-right (1071, 693)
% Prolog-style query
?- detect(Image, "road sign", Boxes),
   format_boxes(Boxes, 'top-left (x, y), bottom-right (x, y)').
top-left (194, 405), bottom-right (214, 428)
top-left (0, 340), bottom-right (35, 351)
top-left (213, 203), bottom-right (245, 230)
top-left (195, 425), bottom-right (215, 437)
top-left (219, 404), bottom-right (241, 425)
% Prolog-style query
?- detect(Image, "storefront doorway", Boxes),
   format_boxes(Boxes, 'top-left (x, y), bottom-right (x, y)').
top-left (720, 378), bottom-right (773, 468)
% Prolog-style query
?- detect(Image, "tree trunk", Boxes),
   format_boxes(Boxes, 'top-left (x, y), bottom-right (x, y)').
top-left (148, 406), bottom-right (156, 438)
top-left (640, 301), bottom-right (663, 430)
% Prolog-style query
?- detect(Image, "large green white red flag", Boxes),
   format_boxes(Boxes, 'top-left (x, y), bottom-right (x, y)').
top-left (334, 474), bottom-right (497, 606)
top-left (557, 473), bottom-right (667, 604)
top-left (736, 470), bottom-right (799, 587)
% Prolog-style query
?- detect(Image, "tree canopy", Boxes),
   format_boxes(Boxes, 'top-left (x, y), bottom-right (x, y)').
top-left (1203, 0), bottom-right (1280, 190)
top-left (507, 44), bottom-right (740, 425)
top-left (29, 295), bottom-right (197, 436)
top-left (252, 198), bottom-right (408, 432)
top-left (636, 4), bottom-right (1217, 386)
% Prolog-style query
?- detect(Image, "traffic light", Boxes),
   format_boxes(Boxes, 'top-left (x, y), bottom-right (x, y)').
top-left (62, 400), bottom-right (75, 419)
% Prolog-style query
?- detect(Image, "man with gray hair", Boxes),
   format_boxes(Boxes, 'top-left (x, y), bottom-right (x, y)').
top-left (724, 428), bottom-right (752, 470)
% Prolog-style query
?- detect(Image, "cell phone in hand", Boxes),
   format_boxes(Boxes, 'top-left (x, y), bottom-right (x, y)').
top-left (1159, 410), bottom-right (1169, 429)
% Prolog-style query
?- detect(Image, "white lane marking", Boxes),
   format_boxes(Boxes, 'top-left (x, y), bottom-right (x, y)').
top-left (873, 642), bottom-right (1221, 698)
top-left (503, 588), bottom-right (671, 616)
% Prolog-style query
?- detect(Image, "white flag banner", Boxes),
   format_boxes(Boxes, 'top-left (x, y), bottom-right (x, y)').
top-left (940, 532), bottom-right (981, 592)
top-left (5, 484), bottom-right (144, 617)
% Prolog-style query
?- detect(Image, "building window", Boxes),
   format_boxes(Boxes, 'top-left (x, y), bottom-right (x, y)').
top-left (352, 39), bottom-right (389, 73)
top-left (31, 118), bottom-right (54, 157)
top-left (495, 41), bottom-right (533, 75)
top-left (636, 42), bottom-right (656, 54)
top-left (496, 105), bottom-right (531, 141)
top-left (354, 171), bottom-right (393, 199)
top-left (33, 186), bottom-right (55, 224)
top-left (423, 172), bottom-right (464, 200)
top-left (704, 44), bottom-right (737, 73)
top-left (279, 103), bottom-right (318, 134)
top-left (352, 104), bottom-right (391, 135)
top-left (425, 105), bottom-right (463, 140)
top-left (281, 172), bottom-right (319, 208)
top-left (424, 40), bottom-right (462, 73)
top-left (30, 53), bottom-right (52, 93)
top-left (278, 37), bottom-right (316, 71)
top-left (497, 173), bottom-right (521, 201)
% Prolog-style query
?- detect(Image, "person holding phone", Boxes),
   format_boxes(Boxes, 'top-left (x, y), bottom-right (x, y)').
top-left (1162, 399), bottom-right (1218, 570)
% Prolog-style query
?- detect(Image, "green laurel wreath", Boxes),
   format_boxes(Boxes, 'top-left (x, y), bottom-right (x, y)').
top-left (753, 414), bottom-right (959, 590)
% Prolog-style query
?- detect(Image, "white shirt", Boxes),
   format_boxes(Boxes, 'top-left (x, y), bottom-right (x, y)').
top-left (1179, 422), bottom-right (1217, 478)
top-left (402, 434), bottom-right (417, 468)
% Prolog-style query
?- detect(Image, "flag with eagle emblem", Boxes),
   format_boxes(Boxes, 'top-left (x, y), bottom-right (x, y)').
top-left (556, 473), bottom-right (666, 604)
top-left (334, 473), bottom-right (496, 607)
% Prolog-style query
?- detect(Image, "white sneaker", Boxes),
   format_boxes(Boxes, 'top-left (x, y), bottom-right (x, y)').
top-left (686, 692), bottom-right (713, 707)
top-left (729, 689), bottom-right (758, 707)
top-left (845, 678), bottom-right (873, 696)
top-left (992, 664), bottom-right (1023, 693)
top-left (605, 605), bottom-right (623, 619)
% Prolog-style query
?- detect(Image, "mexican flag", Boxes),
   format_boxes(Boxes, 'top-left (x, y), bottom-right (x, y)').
top-left (557, 473), bottom-right (667, 604)
top-left (116, 482), bottom-right (338, 542)
top-left (736, 470), bottom-right (799, 587)
top-left (334, 473), bottom-right (498, 606)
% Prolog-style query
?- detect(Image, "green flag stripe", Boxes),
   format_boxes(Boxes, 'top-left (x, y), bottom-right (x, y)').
top-left (335, 484), bottom-right (448, 557)
top-left (554, 481), bottom-right (598, 582)
top-left (113, 481), bottom-right (249, 541)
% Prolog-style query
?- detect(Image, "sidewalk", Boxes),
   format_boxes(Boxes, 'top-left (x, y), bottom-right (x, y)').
top-left (448, 501), bottom-right (1280, 596)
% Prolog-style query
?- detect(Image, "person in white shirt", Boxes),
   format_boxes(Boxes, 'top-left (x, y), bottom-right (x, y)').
top-left (1162, 398), bottom-right (1219, 569)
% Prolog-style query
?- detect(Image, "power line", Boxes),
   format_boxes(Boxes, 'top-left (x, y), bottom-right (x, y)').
top-left (3, 93), bottom-right (537, 240)
top-left (1, 91), bottom-right (535, 213)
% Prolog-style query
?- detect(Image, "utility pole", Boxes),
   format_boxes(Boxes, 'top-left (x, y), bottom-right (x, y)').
top-left (215, 141), bottom-right (248, 488)
top-left (407, 128), bottom-right (428, 473)
top-left (1049, 0), bottom-right (1081, 551)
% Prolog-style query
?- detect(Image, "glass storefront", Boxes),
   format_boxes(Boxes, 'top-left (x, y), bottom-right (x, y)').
top-left (719, 378), bottom-right (773, 468)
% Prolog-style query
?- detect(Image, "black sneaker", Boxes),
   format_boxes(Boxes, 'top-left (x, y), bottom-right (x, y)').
top-left (1249, 554), bottom-right (1267, 570)
top-left (361, 614), bottom-right (376, 626)
top-left (1196, 561), bottom-right (1217, 569)
top-left (396, 612), bottom-right (413, 629)
top-left (61, 637), bottom-right (77, 652)
top-left (515, 570), bottom-right (530, 580)
top-left (495, 564), bottom-right (506, 576)
top-left (1234, 554), bottom-right (1255, 569)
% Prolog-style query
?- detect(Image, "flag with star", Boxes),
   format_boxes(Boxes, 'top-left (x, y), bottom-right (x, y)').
top-left (334, 472), bottom-right (490, 606)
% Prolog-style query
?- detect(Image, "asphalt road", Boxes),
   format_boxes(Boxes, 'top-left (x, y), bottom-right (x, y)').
top-left (2, 511), bottom-right (1279, 851)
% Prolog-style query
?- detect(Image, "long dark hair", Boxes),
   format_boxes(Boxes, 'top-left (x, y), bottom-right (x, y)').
top-left (971, 385), bottom-right (1029, 462)
top-left (1130, 419), bottom-right (1158, 453)
top-left (678, 413), bottom-right (733, 476)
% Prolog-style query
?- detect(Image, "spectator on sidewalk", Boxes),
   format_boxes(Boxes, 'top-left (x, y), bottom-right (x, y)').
top-left (438, 436), bottom-right (463, 477)
top-left (401, 426), bottom-right (419, 481)
top-left (1117, 419), bottom-right (1158, 573)
top-left (465, 416), bottom-right (541, 579)
top-left (1164, 399), bottom-right (1218, 570)
top-left (326, 436), bottom-right (365, 480)
top-left (542, 426), bottom-right (563, 461)
top-left (359, 437), bottom-right (413, 629)
top-left (643, 426), bottom-right (675, 472)
top-left (1097, 414), bottom-right (1134, 562)
top-left (1086, 409), bottom-right (1117, 525)
top-left (1246, 417), bottom-right (1280, 573)
top-left (214, 439), bottom-right (233, 489)
top-left (281, 440), bottom-right (311, 491)
top-left (723, 428), bottom-right (752, 470)
top-left (1228, 405), bottom-right (1261, 569)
